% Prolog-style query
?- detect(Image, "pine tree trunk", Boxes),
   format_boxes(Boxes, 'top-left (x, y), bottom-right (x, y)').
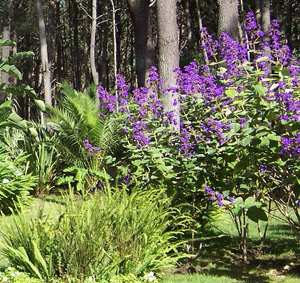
top-left (127, 0), bottom-right (154, 87)
top-left (36, 0), bottom-right (52, 106)
top-left (217, 0), bottom-right (239, 40)
top-left (0, 0), bottom-right (12, 103)
top-left (260, 0), bottom-right (271, 74)
top-left (156, 0), bottom-right (180, 132)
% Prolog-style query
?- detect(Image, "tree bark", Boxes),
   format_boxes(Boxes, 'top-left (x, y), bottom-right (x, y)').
top-left (127, 0), bottom-right (154, 87)
top-left (260, 0), bottom-right (271, 74)
top-left (36, 0), bottom-right (52, 106)
top-left (90, 0), bottom-right (99, 87)
top-left (217, 0), bottom-right (239, 40)
top-left (184, 0), bottom-right (193, 49)
top-left (0, 0), bottom-right (13, 103)
top-left (156, 0), bottom-right (180, 132)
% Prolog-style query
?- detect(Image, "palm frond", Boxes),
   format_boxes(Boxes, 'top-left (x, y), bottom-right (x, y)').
top-left (47, 82), bottom-right (122, 172)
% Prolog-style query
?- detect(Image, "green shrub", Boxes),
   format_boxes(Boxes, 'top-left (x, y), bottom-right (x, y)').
top-left (0, 185), bottom-right (188, 281)
top-left (0, 145), bottom-right (35, 214)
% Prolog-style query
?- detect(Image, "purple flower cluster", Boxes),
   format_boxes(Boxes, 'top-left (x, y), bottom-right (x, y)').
top-left (83, 140), bottom-right (99, 157)
top-left (98, 86), bottom-right (117, 113)
top-left (245, 11), bottom-right (264, 43)
top-left (281, 134), bottom-right (300, 156)
top-left (203, 186), bottom-right (234, 207)
top-left (174, 62), bottom-right (225, 104)
top-left (200, 118), bottom-right (231, 144)
top-left (200, 27), bottom-right (219, 60)
top-left (122, 172), bottom-right (131, 185)
top-left (268, 19), bottom-right (292, 66)
top-left (97, 68), bottom-right (172, 149)
top-left (178, 124), bottom-right (198, 156)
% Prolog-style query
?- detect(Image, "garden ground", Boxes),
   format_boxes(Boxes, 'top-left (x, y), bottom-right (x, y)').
top-left (1, 196), bottom-right (300, 283)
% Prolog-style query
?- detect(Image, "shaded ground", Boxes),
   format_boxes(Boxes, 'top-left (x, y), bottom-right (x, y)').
top-left (167, 218), bottom-right (300, 282)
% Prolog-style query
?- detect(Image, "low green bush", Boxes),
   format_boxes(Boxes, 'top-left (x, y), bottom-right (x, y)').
top-left (0, 185), bottom-right (188, 282)
top-left (0, 145), bottom-right (35, 214)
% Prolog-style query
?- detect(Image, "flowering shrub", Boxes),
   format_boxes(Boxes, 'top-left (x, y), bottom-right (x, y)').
top-left (90, 11), bottom-right (300, 260)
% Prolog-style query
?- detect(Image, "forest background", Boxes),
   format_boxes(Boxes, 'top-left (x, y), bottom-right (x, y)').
top-left (1, 0), bottom-right (299, 119)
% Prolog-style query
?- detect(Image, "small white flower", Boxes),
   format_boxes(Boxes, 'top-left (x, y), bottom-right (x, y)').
top-left (148, 272), bottom-right (154, 277)
top-left (15, 170), bottom-right (22, 176)
top-left (148, 278), bottom-right (154, 283)
top-left (10, 273), bottom-right (15, 277)
top-left (3, 277), bottom-right (8, 282)
top-left (15, 271), bottom-right (21, 276)
top-left (3, 179), bottom-right (9, 184)
top-left (7, 267), bottom-right (12, 271)
top-left (88, 276), bottom-right (93, 282)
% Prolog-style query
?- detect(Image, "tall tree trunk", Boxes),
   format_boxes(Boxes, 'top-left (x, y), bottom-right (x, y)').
top-left (156, 0), bottom-right (180, 132)
top-left (127, 0), bottom-right (154, 87)
top-left (184, 0), bottom-right (193, 49)
top-left (90, 0), bottom-right (99, 87)
top-left (99, 1), bottom-right (109, 89)
top-left (36, 0), bottom-right (52, 106)
top-left (0, 0), bottom-right (13, 103)
top-left (217, 0), bottom-right (239, 40)
top-left (196, 0), bottom-right (209, 65)
top-left (73, 1), bottom-right (81, 90)
top-left (255, 0), bottom-right (262, 29)
top-left (260, 0), bottom-right (271, 74)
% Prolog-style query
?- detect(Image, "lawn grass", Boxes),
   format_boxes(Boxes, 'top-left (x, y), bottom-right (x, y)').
top-left (161, 208), bottom-right (300, 282)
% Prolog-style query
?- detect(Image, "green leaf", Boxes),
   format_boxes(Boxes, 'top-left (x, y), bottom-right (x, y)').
top-left (132, 160), bottom-right (141, 166)
top-left (29, 127), bottom-right (38, 137)
top-left (34, 99), bottom-right (46, 112)
top-left (0, 39), bottom-right (15, 48)
top-left (240, 184), bottom-right (250, 191)
top-left (0, 83), bottom-right (5, 91)
top-left (245, 196), bottom-right (255, 206)
top-left (255, 129), bottom-right (269, 138)
top-left (240, 136), bottom-right (252, 147)
top-left (18, 120), bottom-right (28, 129)
top-left (232, 197), bottom-right (243, 205)
top-left (253, 84), bottom-right (267, 96)
top-left (247, 206), bottom-right (268, 223)
top-left (0, 64), bottom-right (22, 80)
top-left (7, 51), bottom-right (34, 64)
top-left (8, 112), bottom-right (22, 123)
top-left (225, 89), bottom-right (237, 98)
top-left (231, 123), bottom-right (240, 132)
top-left (260, 137), bottom-right (270, 147)
top-left (243, 65), bottom-right (254, 72)
top-left (267, 134), bottom-right (281, 141)
top-left (281, 68), bottom-right (290, 77)
top-left (292, 180), bottom-right (300, 199)
top-left (157, 164), bottom-right (173, 172)
top-left (231, 206), bottom-right (243, 217)
top-left (256, 56), bottom-right (270, 63)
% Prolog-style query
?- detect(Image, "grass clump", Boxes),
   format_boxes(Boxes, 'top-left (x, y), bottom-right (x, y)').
top-left (0, 185), bottom-right (188, 282)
